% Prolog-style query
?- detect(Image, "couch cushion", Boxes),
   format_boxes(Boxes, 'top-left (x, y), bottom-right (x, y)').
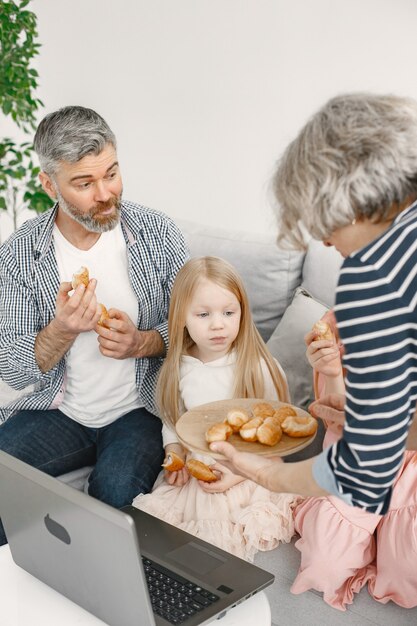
top-left (267, 287), bottom-right (329, 410)
top-left (302, 239), bottom-right (343, 308)
top-left (177, 219), bottom-right (305, 341)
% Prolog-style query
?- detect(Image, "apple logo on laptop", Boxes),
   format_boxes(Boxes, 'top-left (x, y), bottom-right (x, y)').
top-left (44, 514), bottom-right (71, 545)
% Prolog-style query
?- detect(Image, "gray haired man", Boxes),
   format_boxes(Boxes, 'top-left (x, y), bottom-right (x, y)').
top-left (0, 106), bottom-right (189, 546)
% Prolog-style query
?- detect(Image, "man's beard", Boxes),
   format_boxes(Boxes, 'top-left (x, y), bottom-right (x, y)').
top-left (55, 188), bottom-right (122, 233)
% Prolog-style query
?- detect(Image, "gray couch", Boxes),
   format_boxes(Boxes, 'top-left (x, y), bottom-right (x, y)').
top-left (1, 219), bottom-right (417, 625)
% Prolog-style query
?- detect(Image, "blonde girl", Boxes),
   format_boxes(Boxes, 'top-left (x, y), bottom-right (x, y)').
top-left (132, 256), bottom-right (301, 562)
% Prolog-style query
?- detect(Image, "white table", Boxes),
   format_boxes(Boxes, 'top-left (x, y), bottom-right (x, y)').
top-left (0, 545), bottom-right (271, 626)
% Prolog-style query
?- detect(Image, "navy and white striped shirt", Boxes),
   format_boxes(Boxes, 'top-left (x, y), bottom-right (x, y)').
top-left (0, 201), bottom-right (189, 421)
top-left (313, 201), bottom-right (417, 514)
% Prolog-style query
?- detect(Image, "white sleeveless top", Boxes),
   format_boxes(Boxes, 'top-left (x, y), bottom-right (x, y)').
top-left (53, 223), bottom-right (142, 427)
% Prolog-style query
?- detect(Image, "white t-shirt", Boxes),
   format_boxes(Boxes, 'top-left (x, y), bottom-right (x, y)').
top-left (162, 351), bottom-right (288, 446)
top-left (53, 223), bottom-right (142, 427)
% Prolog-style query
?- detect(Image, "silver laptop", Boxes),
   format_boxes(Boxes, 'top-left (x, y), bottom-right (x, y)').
top-left (0, 451), bottom-right (274, 626)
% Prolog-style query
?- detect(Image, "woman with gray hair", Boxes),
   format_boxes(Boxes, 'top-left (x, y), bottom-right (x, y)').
top-left (214, 92), bottom-right (417, 508)
top-left (211, 93), bottom-right (417, 605)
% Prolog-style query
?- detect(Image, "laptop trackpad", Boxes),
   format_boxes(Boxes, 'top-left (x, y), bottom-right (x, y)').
top-left (167, 541), bottom-right (226, 576)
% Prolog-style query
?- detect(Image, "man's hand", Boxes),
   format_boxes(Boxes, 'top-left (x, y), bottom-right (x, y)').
top-left (95, 309), bottom-right (165, 359)
top-left (35, 280), bottom-right (101, 373)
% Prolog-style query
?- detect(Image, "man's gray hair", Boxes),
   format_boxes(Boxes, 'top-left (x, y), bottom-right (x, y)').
top-left (273, 93), bottom-right (417, 249)
top-left (34, 106), bottom-right (117, 175)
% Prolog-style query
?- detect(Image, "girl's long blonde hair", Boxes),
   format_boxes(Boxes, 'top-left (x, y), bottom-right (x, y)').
top-left (157, 256), bottom-right (290, 427)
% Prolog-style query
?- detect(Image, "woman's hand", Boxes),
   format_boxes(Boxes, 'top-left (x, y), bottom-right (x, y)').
top-left (208, 442), bottom-right (283, 489)
top-left (304, 328), bottom-right (342, 378)
top-left (198, 462), bottom-right (246, 493)
top-left (309, 393), bottom-right (346, 438)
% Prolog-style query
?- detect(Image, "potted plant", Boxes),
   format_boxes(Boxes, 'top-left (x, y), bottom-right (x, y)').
top-left (0, 0), bottom-right (52, 242)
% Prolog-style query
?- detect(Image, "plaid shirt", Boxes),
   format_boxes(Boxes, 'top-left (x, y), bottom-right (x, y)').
top-left (0, 200), bottom-right (189, 422)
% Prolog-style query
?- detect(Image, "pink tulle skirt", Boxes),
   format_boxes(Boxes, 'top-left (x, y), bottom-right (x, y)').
top-left (132, 467), bottom-right (301, 562)
top-left (291, 450), bottom-right (417, 610)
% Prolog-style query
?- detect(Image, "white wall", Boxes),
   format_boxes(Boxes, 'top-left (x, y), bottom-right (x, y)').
top-left (4, 0), bottom-right (417, 236)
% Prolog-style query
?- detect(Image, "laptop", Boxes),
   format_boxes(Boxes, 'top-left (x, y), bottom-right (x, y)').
top-left (0, 451), bottom-right (274, 626)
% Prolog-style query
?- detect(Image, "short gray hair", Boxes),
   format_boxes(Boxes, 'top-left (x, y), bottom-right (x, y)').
top-left (34, 106), bottom-right (117, 175)
top-left (273, 93), bottom-right (417, 249)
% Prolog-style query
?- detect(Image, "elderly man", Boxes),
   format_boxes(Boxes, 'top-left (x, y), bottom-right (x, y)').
top-left (0, 106), bottom-right (189, 545)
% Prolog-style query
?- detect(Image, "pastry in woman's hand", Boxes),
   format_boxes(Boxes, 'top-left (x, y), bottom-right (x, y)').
top-left (162, 451), bottom-right (185, 472)
top-left (256, 417), bottom-right (283, 446)
top-left (71, 266), bottom-right (89, 290)
top-left (186, 459), bottom-right (218, 482)
top-left (225, 407), bottom-right (250, 432)
top-left (312, 320), bottom-right (334, 342)
top-left (205, 422), bottom-right (233, 443)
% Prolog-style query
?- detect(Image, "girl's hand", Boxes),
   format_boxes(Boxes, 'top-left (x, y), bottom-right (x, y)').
top-left (164, 466), bottom-right (190, 486)
top-left (304, 329), bottom-right (342, 378)
top-left (198, 463), bottom-right (246, 493)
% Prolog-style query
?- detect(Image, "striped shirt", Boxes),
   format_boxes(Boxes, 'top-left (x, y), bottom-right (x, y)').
top-left (313, 200), bottom-right (417, 514)
top-left (0, 200), bottom-right (189, 421)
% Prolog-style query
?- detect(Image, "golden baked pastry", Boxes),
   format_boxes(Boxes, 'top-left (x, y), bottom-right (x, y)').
top-left (252, 402), bottom-right (275, 419)
top-left (186, 459), bottom-right (218, 482)
top-left (205, 422), bottom-right (233, 443)
top-left (225, 408), bottom-right (250, 432)
top-left (161, 451), bottom-right (185, 472)
top-left (281, 414), bottom-right (318, 438)
top-left (97, 303), bottom-right (110, 327)
top-left (71, 266), bottom-right (89, 290)
top-left (312, 320), bottom-right (334, 342)
top-left (272, 405), bottom-right (297, 424)
top-left (256, 417), bottom-right (283, 446)
top-left (239, 417), bottom-right (264, 442)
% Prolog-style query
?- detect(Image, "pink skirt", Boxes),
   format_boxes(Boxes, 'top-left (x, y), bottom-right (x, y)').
top-left (132, 469), bottom-right (301, 562)
top-left (291, 450), bottom-right (417, 610)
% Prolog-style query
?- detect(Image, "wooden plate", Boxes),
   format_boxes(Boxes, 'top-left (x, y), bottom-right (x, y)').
top-left (175, 398), bottom-right (317, 459)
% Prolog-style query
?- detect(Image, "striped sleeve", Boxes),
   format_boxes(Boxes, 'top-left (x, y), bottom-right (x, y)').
top-left (315, 209), bottom-right (417, 514)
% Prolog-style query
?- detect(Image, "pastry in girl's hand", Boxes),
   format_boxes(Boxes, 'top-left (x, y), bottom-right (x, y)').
top-left (239, 417), bottom-right (264, 442)
top-left (205, 422), bottom-right (233, 443)
top-left (71, 266), bottom-right (90, 290)
top-left (281, 414), bottom-right (318, 438)
top-left (186, 459), bottom-right (218, 482)
top-left (225, 407), bottom-right (250, 432)
top-left (312, 320), bottom-right (334, 342)
top-left (97, 303), bottom-right (110, 327)
top-left (162, 451), bottom-right (185, 472)
top-left (252, 402), bottom-right (275, 419)
top-left (272, 405), bottom-right (297, 424)
top-left (256, 417), bottom-right (283, 446)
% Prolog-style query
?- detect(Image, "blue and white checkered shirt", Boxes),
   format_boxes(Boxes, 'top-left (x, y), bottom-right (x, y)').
top-left (0, 200), bottom-right (189, 421)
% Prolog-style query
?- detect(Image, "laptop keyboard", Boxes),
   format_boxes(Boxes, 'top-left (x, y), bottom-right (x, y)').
top-left (142, 557), bottom-right (220, 624)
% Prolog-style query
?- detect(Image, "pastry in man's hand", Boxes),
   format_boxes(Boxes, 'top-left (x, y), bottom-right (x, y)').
top-left (312, 320), bottom-right (334, 342)
top-left (71, 266), bottom-right (89, 290)
top-left (97, 303), bottom-right (110, 327)
top-left (205, 422), bottom-right (233, 443)
top-left (256, 417), bottom-right (283, 446)
top-left (225, 407), bottom-right (250, 432)
top-left (162, 451), bottom-right (185, 472)
top-left (186, 459), bottom-right (218, 482)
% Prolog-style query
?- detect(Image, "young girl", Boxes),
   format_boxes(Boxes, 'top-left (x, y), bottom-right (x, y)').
top-left (290, 310), bottom-right (417, 609)
top-left (132, 256), bottom-right (302, 561)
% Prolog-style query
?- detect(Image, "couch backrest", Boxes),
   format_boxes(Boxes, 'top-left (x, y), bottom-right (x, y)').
top-left (177, 219), bottom-right (305, 342)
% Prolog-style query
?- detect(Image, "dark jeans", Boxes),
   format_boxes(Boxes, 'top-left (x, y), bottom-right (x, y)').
top-left (0, 407), bottom-right (164, 546)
